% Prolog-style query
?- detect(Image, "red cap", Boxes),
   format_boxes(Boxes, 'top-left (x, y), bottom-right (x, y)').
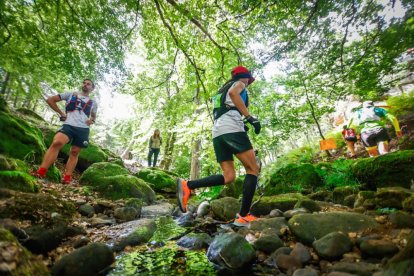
top-left (231, 66), bottom-right (255, 84)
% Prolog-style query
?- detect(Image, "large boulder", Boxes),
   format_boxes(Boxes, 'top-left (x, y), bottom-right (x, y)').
top-left (207, 233), bottom-right (256, 270)
top-left (113, 219), bottom-right (157, 252)
top-left (135, 168), bottom-right (176, 193)
top-left (0, 111), bottom-right (46, 163)
top-left (251, 193), bottom-right (303, 216)
top-left (375, 187), bottom-right (412, 209)
top-left (0, 188), bottom-right (76, 224)
top-left (79, 162), bottom-right (155, 202)
top-left (262, 163), bottom-right (322, 195)
top-left (51, 243), bottom-right (114, 276)
top-left (352, 150), bottom-right (414, 189)
top-left (0, 228), bottom-right (49, 275)
top-left (288, 212), bottom-right (378, 245)
top-left (210, 197), bottom-right (240, 221)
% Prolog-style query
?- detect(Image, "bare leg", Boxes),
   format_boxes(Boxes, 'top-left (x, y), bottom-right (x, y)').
top-left (40, 132), bottom-right (70, 169)
top-left (235, 149), bottom-right (260, 176)
top-left (219, 160), bottom-right (236, 184)
top-left (64, 145), bottom-right (81, 176)
top-left (346, 140), bottom-right (356, 156)
top-left (366, 146), bottom-right (379, 157)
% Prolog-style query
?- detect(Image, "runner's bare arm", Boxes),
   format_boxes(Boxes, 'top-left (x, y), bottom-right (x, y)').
top-left (228, 81), bottom-right (249, 117)
top-left (46, 95), bottom-right (65, 117)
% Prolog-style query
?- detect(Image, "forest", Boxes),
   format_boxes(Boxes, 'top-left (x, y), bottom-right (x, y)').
top-left (1, 0), bottom-right (414, 275)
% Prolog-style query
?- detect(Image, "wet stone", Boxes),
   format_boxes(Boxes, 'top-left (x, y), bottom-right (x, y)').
top-left (252, 233), bottom-right (284, 254)
top-left (290, 243), bottom-right (311, 264)
top-left (312, 232), bottom-right (352, 260)
top-left (176, 233), bottom-right (212, 250)
top-left (79, 204), bottom-right (95, 217)
top-left (114, 207), bottom-right (139, 222)
top-left (359, 239), bottom-right (399, 259)
top-left (292, 267), bottom-right (319, 276)
top-left (275, 254), bottom-right (302, 273)
top-left (284, 208), bottom-right (309, 220)
top-left (389, 211), bottom-right (414, 228)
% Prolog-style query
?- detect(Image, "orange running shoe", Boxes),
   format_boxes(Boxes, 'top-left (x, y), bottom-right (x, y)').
top-left (176, 178), bottom-right (191, 212)
top-left (233, 213), bottom-right (258, 227)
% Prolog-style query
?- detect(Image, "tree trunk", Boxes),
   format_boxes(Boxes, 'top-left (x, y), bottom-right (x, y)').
top-left (1, 72), bottom-right (10, 95)
top-left (160, 131), bottom-right (176, 171)
top-left (13, 94), bottom-right (19, 108)
top-left (121, 138), bottom-right (136, 160)
top-left (190, 138), bottom-right (201, 180)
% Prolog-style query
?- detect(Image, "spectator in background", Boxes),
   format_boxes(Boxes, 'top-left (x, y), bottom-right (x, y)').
top-left (148, 129), bottom-right (162, 167)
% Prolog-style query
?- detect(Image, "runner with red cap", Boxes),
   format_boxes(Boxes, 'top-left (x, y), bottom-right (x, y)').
top-left (177, 65), bottom-right (261, 227)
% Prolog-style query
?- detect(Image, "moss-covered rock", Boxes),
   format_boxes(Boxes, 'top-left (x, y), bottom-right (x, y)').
top-left (307, 190), bottom-right (333, 202)
top-left (60, 143), bottom-right (109, 172)
top-left (251, 193), bottom-right (304, 216)
top-left (0, 188), bottom-right (76, 224)
top-left (354, 191), bottom-right (376, 208)
top-left (288, 212), bottom-right (378, 245)
top-left (210, 197), bottom-right (240, 221)
top-left (263, 163), bottom-right (322, 195)
top-left (383, 230), bottom-right (414, 276)
top-left (402, 195), bottom-right (414, 212)
top-left (294, 198), bottom-right (321, 212)
top-left (80, 162), bottom-right (155, 202)
top-left (0, 228), bottom-right (49, 275)
top-left (352, 150), bottom-right (414, 189)
top-left (375, 187), bottom-right (412, 209)
top-left (0, 111), bottom-right (46, 163)
top-left (135, 168), bottom-right (176, 193)
top-left (0, 154), bottom-right (17, 170)
top-left (16, 108), bottom-right (46, 123)
top-left (0, 171), bottom-right (38, 193)
top-left (332, 186), bottom-right (358, 205)
top-left (219, 176), bottom-right (244, 198)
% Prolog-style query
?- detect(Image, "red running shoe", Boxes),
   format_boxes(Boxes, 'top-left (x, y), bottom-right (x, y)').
top-left (176, 178), bottom-right (191, 212)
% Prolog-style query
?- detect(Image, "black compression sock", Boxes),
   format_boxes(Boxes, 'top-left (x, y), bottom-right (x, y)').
top-left (239, 174), bottom-right (258, 217)
top-left (187, 174), bottom-right (225, 190)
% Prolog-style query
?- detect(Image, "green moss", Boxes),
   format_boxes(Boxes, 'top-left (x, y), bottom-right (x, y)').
top-left (251, 193), bottom-right (304, 215)
top-left (16, 108), bottom-right (46, 122)
top-left (314, 159), bottom-right (360, 190)
top-left (294, 198), bottom-right (321, 212)
top-left (150, 216), bottom-right (186, 243)
top-left (46, 165), bottom-right (61, 182)
top-left (80, 162), bottom-right (130, 186)
top-left (0, 111), bottom-right (46, 163)
top-left (0, 154), bottom-right (17, 170)
top-left (352, 150), bottom-right (414, 189)
top-left (135, 168), bottom-right (176, 193)
top-left (0, 171), bottom-right (38, 193)
top-left (263, 163), bottom-right (322, 195)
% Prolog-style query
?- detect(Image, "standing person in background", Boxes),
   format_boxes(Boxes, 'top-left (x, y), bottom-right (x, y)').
top-left (148, 129), bottom-right (162, 167)
top-left (176, 65), bottom-right (261, 227)
top-left (354, 101), bottom-right (401, 157)
top-left (33, 79), bottom-right (97, 184)
top-left (341, 125), bottom-right (357, 158)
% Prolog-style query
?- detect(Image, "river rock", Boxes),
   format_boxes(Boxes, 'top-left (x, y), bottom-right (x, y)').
top-left (290, 243), bottom-right (311, 264)
top-left (113, 219), bottom-right (156, 252)
top-left (312, 232), bottom-right (352, 260)
top-left (359, 239), bottom-right (399, 259)
top-left (141, 202), bottom-right (174, 218)
top-left (382, 230), bottom-right (414, 275)
top-left (252, 233), bottom-right (284, 253)
top-left (294, 199), bottom-right (321, 212)
top-left (251, 193), bottom-right (303, 215)
top-left (288, 212), bottom-right (378, 245)
top-left (196, 201), bottom-right (211, 217)
top-left (114, 207), bottom-right (139, 222)
top-left (207, 233), bottom-right (255, 270)
top-left (176, 233), bottom-right (212, 250)
top-left (327, 261), bottom-right (380, 276)
top-left (275, 254), bottom-right (302, 273)
top-left (51, 243), bottom-right (114, 276)
top-left (292, 267), bottom-right (319, 276)
top-left (389, 211), bottom-right (414, 228)
top-left (375, 187), bottom-right (412, 209)
top-left (176, 212), bottom-right (194, 227)
top-left (284, 208), bottom-right (309, 219)
top-left (79, 204), bottom-right (95, 217)
top-left (23, 225), bottom-right (85, 255)
top-left (269, 209), bottom-right (284, 217)
top-left (249, 217), bottom-right (289, 236)
top-left (210, 197), bottom-right (240, 221)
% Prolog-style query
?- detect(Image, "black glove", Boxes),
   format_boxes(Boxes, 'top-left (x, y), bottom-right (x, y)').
top-left (245, 115), bottom-right (261, 134)
top-left (244, 124), bottom-right (249, 132)
top-left (59, 115), bottom-right (67, 121)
